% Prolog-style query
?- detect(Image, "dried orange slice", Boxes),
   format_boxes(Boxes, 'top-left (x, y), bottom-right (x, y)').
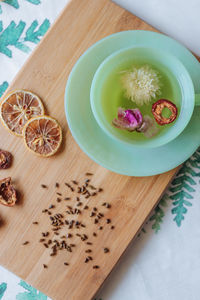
top-left (0, 90), bottom-right (44, 136)
top-left (23, 115), bottom-right (62, 157)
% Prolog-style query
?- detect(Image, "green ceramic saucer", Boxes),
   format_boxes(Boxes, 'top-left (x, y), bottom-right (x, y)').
top-left (65, 30), bottom-right (200, 176)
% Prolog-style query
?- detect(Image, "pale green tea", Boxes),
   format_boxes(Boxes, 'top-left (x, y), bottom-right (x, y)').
top-left (101, 59), bottom-right (182, 141)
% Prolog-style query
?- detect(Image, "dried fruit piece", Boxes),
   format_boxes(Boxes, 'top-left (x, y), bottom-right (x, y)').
top-left (152, 99), bottom-right (178, 125)
top-left (0, 90), bottom-right (44, 136)
top-left (112, 107), bottom-right (143, 131)
top-left (23, 115), bottom-right (62, 157)
top-left (0, 177), bottom-right (17, 207)
top-left (137, 115), bottom-right (159, 138)
top-left (0, 149), bottom-right (12, 169)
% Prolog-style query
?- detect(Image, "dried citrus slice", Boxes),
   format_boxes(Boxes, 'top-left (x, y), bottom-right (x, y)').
top-left (0, 90), bottom-right (44, 136)
top-left (23, 115), bottom-right (62, 157)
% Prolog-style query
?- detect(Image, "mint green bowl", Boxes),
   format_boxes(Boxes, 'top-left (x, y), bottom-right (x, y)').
top-left (65, 30), bottom-right (200, 176)
top-left (90, 46), bottom-right (194, 148)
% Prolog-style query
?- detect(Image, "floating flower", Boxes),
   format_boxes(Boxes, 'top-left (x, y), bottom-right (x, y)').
top-left (112, 108), bottom-right (158, 138)
top-left (121, 65), bottom-right (161, 105)
top-left (136, 115), bottom-right (159, 138)
top-left (112, 108), bottom-right (143, 131)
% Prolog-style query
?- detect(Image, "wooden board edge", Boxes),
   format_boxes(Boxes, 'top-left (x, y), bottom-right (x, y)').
top-left (93, 166), bottom-right (181, 299)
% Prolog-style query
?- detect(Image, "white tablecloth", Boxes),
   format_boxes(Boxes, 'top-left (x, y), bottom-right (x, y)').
top-left (0, 1), bottom-right (200, 299)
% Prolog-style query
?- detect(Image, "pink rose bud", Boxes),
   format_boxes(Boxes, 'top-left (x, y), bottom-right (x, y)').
top-left (112, 108), bottom-right (143, 131)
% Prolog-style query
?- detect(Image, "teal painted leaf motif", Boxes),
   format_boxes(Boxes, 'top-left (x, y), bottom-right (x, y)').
top-left (190, 161), bottom-right (200, 170)
top-left (170, 191), bottom-right (192, 227)
top-left (147, 147), bottom-right (200, 231)
top-left (150, 206), bottom-right (164, 233)
top-left (0, 5), bottom-right (2, 14)
top-left (16, 291), bottom-right (32, 300)
top-left (172, 199), bottom-right (192, 207)
top-left (192, 152), bottom-right (200, 162)
top-left (137, 224), bottom-right (149, 237)
top-left (171, 175), bottom-right (196, 186)
top-left (3, 0), bottom-right (19, 9)
top-left (177, 165), bottom-right (196, 177)
top-left (0, 21), bottom-right (3, 33)
top-left (172, 202), bottom-right (187, 227)
top-left (19, 280), bottom-right (33, 292)
top-left (180, 182), bottom-right (195, 193)
top-left (0, 81), bottom-right (9, 97)
top-left (3, 0), bottom-right (40, 9)
top-left (26, 0), bottom-right (41, 4)
top-left (25, 19), bottom-right (50, 44)
top-left (170, 190), bottom-right (193, 200)
top-left (0, 283), bottom-right (7, 300)
top-left (0, 20), bottom-right (29, 57)
top-left (168, 147), bottom-right (200, 227)
top-left (149, 194), bottom-right (169, 233)
top-left (16, 280), bottom-right (47, 300)
top-left (186, 166), bottom-right (200, 176)
top-left (183, 199), bottom-right (193, 206)
top-left (172, 204), bottom-right (187, 214)
top-left (0, 19), bottom-right (50, 57)
top-left (170, 182), bottom-right (195, 193)
top-left (177, 162), bottom-right (200, 177)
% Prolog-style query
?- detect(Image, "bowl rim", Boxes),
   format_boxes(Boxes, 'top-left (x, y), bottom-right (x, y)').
top-left (90, 45), bottom-right (195, 149)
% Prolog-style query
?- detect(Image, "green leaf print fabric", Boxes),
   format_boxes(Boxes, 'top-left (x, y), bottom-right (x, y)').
top-left (3, 0), bottom-right (20, 9)
top-left (16, 281), bottom-right (47, 300)
top-left (24, 20), bottom-right (50, 43)
top-left (0, 82), bottom-right (8, 97)
top-left (0, 283), bottom-right (7, 300)
top-left (0, 19), bottom-right (50, 57)
top-left (1, 1), bottom-right (200, 300)
top-left (2, 0), bottom-right (40, 10)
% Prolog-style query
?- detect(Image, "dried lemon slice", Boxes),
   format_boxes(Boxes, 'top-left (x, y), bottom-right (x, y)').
top-left (0, 90), bottom-right (44, 136)
top-left (23, 115), bottom-right (62, 157)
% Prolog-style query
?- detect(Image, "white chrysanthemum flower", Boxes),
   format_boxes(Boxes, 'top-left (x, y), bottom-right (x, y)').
top-left (121, 65), bottom-right (162, 105)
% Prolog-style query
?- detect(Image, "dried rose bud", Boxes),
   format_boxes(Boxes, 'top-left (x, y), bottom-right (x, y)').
top-left (112, 108), bottom-right (158, 138)
top-left (0, 150), bottom-right (12, 169)
top-left (0, 177), bottom-right (17, 207)
top-left (112, 108), bottom-right (143, 131)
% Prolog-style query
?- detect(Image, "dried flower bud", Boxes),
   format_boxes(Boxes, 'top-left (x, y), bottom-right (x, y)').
top-left (112, 108), bottom-right (143, 131)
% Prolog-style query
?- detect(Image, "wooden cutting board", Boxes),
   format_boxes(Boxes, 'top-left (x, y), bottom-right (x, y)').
top-left (0, 0), bottom-right (182, 299)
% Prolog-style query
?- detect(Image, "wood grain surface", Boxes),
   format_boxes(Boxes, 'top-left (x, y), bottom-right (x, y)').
top-left (0, 0), bottom-right (180, 299)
